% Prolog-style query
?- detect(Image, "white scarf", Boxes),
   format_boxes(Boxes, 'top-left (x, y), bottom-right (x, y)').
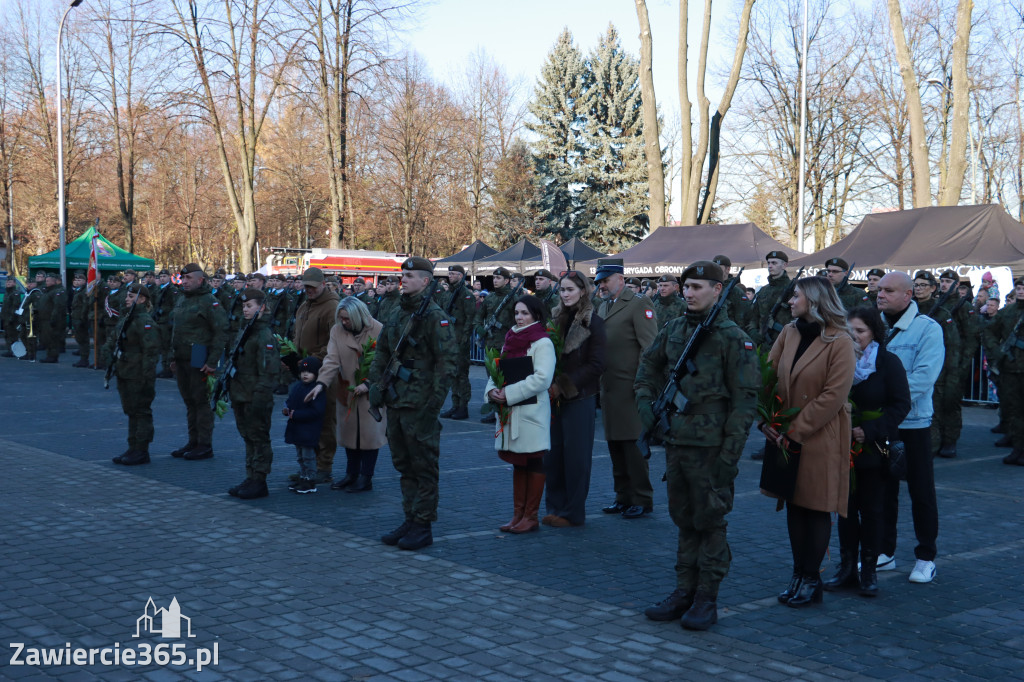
top-left (853, 340), bottom-right (878, 385)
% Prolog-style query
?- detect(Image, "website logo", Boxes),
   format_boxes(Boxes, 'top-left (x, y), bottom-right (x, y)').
top-left (135, 597), bottom-right (195, 639)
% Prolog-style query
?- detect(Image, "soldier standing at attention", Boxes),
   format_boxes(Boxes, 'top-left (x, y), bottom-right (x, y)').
top-left (70, 271), bottom-right (91, 367)
top-left (37, 272), bottom-right (66, 363)
top-left (224, 273), bottom-right (247, 337)
top-left (635, 261), bottom-right (759, 631)
top-left (2, 276), bottom-right (22, 356)
top-left (913, 270), bottom-right (961, 458)
top-left (18, 278), bottom-right (42, 361)
top-left (169, 263), bottom-right (227, 461)
top-left (865, 269), bottom-right (886, 305)
top-left (824, 258), bottom-right (870, 310)
top-left (595, 259), bottom-right (658, 519)
top-left (226, 288), bottom-right (280, 499)
top-left (651, 274), bottom-right (685, 328)
top-left (985, 278), bottom-right (1024, 465)
top-left (712, 256), bottom-right (751, 330)
top-left (371, 257), bottom-right (457, 551)
top-left (98, 274), bottom-right (125, 368)
top-left (439, 265), bottom-right (476, 420)
top-left (746, 251), bottom-right (792, 347)
top-left (153, 269), bottom-right (179, 378)
top-left (375, 276), bottom-right (401, 323)
top-left (108, 283), bottom-right (160, 466)
top-left (475, 267), bottom-right (519, 423)
top-left (533, 269), bottom-right (560, 316)
top-left (352, 277), bottom-right (371, 305)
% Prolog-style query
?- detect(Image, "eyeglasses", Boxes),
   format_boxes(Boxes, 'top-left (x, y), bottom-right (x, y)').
top-left (913, 283), bottom-right (933, 288)
top-left (825, 268), bottom-right (846, 275)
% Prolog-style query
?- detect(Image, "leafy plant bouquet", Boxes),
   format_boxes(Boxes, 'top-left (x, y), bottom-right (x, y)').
top-left (206, 373), bottom-right (229, 419)
top-left (481, 347), bottom-right (511, 445)
top-left (756, 347), bottom-right (800, 461)
top-left (350, 337), bottom-right (377, 390)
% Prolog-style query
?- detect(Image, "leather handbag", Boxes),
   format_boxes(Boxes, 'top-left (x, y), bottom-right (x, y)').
top-left (878, 439), bottom-right (907, 480)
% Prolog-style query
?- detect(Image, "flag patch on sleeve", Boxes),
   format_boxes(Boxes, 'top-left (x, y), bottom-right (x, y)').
top-left (144, 324), bottom-right (152, 330)
top-left (645, 309), bottom-right (654, 319)
top-left (744, 341), bottom-right (754, 350)
top-left (440, 319), bottom-right (449, 327)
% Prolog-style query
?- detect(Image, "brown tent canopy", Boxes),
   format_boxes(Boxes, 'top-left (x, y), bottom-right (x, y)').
top-left (790, 205), bottom-right (1024, 274)
top-left (577, 223), bottom-right (805, 277)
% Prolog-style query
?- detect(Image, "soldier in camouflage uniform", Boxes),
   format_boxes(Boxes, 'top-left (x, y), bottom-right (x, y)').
top-left (865, 268), bottom-right (885, 306)
top-left (107, 283), bottom-right (160, 466)
top-left (152, 269), bottom-right (180, 378)
top-left (651, 274), bottom-right (685, 328)
top-left (370, 257), bottom-right (457, 550)
top-left (97, 274), bottom-right (126, 368)
top-left (712, 256), bottom-right (751, 330)
top-left (169, 263), bottom-right (228, 461)
top-left (533, 269), bottom-right (560, 316)
top-left (375, 276), bottom-right (401, 323)
top-left (984, 278), bottom-right (1024, 465)
top-left (745, 250), bottom-right (793, 347)
top-left (635, 261), bottom-right (759, 631)
top-left (824, 258), bottom-right (870, 310)
top-left (474, 267), bottom-right (519, 423)
top-left (70, 271), bottom-right (92, 367)
top-left (223, 274), bottom-right (247, 337)
top-left (439, 265), bottom-right (476, 420)
top-left (38, 273), bottom-right (67, 363)
top-left (912, 271), bottom-right (961, 457)
top-left (264, 274), bottom-right (294, 394)
top-left (366, 280), bottom-right (386, 319)
top-left (225, 288), bottom-right (280, 499)
top-left (352, 277), bottom-right (373, 306)
top-left (2, 276), bottom-right (22, 356)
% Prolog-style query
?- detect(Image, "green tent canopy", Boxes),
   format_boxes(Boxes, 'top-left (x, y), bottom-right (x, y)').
top-left (27, 226), bottom-right (154, 274)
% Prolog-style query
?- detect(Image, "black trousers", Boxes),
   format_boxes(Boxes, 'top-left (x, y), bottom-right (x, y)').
top-left (882, 427), bottom-right (938, 561)
top-left (837, 467), bottom-right (884, 559)
top-left (787, 503), bottom-right (832, 578)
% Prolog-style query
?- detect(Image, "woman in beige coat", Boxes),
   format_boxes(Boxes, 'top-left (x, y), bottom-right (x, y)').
top-left (762, 276), bottom-right (856, 609)
top-left (306, 296), bottom-right (387, 492)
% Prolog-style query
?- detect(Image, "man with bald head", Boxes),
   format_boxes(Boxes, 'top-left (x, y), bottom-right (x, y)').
top-left (874, 271), bottom-right (945, 585)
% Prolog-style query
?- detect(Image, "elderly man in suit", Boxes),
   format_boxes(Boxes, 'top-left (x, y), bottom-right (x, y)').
top-left (596, 259), bottom-right (659, 519)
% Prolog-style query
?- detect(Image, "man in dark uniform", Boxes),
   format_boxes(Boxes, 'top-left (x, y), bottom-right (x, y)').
top-left (914, 270), bottom-right (961, 457)
top-left (169, 263), bottom-right (228, 461)
top-left (98, 274), bottom-right (126, 368)
top-left (865, 268), bottom-right (885, 305)
top-left (439, 265), bottom-right (476, 420)
top-left (2, 276), bottom-right (22, 356)
top-left (224, 273), bottom-right (247, 336)
top-left (635, 261), bottom-right (759, 631)
top-left (596, 259), bottom-right (658, 519)
top-left (712, 255), bottom-right (750, 330)
top-left (153, 269), bottom-right (179, 378)
top-left (370, 257), bottom-right (457, 550)
top-left (651, 274), bottom-right (685, 328)
top-left (107, 283), bottom-right (160, 466)
top-left (533, 269), bottom-right (560, 316)
top-left (352, 277), bottom-right (372, 305)
top-left (18, 278), bottom-right (42, 361)
top-left (939, 271), bottom-right (976, 403)
top-left (39, 272), bottom-right (67, 363)
top-left (474, 267), bottom-right (518, 423)
top-left (745, 250), bottom-right (792, 347)
top-left (625, 277), bottom-right (642, 295)
top-left (376, 276), bottom-right (401, 323)
top-left (225, 288), bottom-right (279, 499)
top-left (70, 271), bottom-right (91, 367)
top-left (985, 278), bottom-right (1024, 465)
top-left (824, 257), bottom-right (870, 310)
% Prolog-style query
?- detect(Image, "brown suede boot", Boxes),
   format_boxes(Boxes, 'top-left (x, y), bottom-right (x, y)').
top-left (499, 468), bottom-right (528, 532)
top-left (509, 472), bottom-right (546, 534)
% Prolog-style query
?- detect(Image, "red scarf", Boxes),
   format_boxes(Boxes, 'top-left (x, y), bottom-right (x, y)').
top-left (502, 322), bottom-right (549, 358)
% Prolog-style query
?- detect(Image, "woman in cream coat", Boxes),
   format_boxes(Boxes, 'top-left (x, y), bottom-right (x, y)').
top-left (307, 296), bottom-right (387, 492)
top-left (486, 295), bottom-right (556, 534)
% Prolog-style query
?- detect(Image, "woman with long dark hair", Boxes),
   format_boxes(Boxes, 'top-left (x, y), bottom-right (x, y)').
top-left (543, 271), bottom-right (606, 527)
top-left (762, 276), bottom-right (856, 608)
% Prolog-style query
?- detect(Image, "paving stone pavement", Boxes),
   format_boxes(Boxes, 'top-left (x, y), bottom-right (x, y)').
top-left (2, 357), bottom-right (1024, 680)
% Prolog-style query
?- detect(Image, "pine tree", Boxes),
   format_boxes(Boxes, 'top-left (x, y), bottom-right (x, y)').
top-left (577, 24), bottom-right (649, 251)
top-left (527, 29), bottom-right (590, 240)
top-left (491, 139), bottom-right (541, 246)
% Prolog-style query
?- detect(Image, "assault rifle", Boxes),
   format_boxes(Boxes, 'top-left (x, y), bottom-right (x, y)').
top-left (104, 287), bottom-right (141, 389)
top-left (638, 268), bottom-right (743, 459)
top-left (445, 280), bottom-right (466, 316)
top-left (760, 266), bottom-right (805, 342)
top-left (368, 278), bottom-right (439, 422)
top-left (209, 310), bottom-right (260, 411)
top-left (481, 279), bottom-right (525, 341)
top-left (998, 309), bottom-right (1024, 369)
top-left (926, 281), bottom-right (957, 321)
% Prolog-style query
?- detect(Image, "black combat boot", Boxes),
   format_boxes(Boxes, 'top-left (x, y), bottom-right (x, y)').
top-left (439, 406), bottom-right (456, 419)
top-left (112, 448), bottom-right (134, 464)
top-left (680, 588), bottom-right (718, 631)
top-left (119, 450), bottom-right (151, 466)
top-left (937, 443), bottom-right (957, 458)
top-left (859, 553), bottom-right (879, 597)
top-left (397, 523), bottom-right (433, 550)
top-left (823, 551), bottom-right (859, 591)
top-left (236, 478), bottom-right (269, 499)
top-left (643, 588), bottom-right (695, 621)
top-left (1003, 449), bottom-right (1024, 466)
top-left (787, 574), bottom-right (823, 608)
top-left (184, 445), bottom-right (214, 460)
top-left (381, 520), bottom-right (413, 546)
top-left (778, 568), bottom-right (802, 604)
top-left (995, 435), bottom-right (1013, 448)
top-left (480, 413), bottom-right (496, 424)
top-left (228, 479), bottom-right (252, 497)
top-left (171, 442), bottom-right (196, 458)
top-left (450, 406), bottom-right (469, 420)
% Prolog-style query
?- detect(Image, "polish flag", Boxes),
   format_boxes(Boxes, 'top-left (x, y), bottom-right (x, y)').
top-left (86, 234), bottom-right (100, 293)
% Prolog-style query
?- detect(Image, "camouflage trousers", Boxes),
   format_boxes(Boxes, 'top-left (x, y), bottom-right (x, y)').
top-left (450, 340), bottom-right (472, 410)
top-left (930, 368), bottom-right (962, 449)
top-left (1000, 371), bottom-right (1024, 450)
top-left (175, 366), bottom-right (215, 448)
top-left (665, 444), bottom-right (734, 596)
top-left (387, 407), bottom-right (441, 524)
top-left (72, 318), bottom-right (90, 360)
top-left (116, 375), bottom-right (155, 451)
top-left (232, 395), bottom-right (274, 481)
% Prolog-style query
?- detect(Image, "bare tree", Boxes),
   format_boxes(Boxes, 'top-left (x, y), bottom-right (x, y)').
top-left (0, 26), bottom-right (26, 275)
top-left (634, 0), bottom-right (666, 230)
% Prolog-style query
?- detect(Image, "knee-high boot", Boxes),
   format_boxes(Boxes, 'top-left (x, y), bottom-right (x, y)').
top-left (500, 468), bottom-right (528, 532)
top-left (509, 472), bottom-right (545, 534)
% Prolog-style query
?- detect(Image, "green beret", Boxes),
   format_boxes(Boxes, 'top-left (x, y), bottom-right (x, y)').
top-left (126, 282), bottom-right (150, 297)
top-left (401, 257), bottom-right (434, 273)
top-left (939, 269), bottom-right (958, 281)
top-left (712, 255), bottom-right (731, 268)
top-left (447, 265), bottom-right (466, 275)
top-left (867, 268), bottom-right (886, 279)
top-left (681, 261), bottom-right (725, 284)
top-left (533, 269), bottom-right (556, 280)
top-left (765, 251), bottom-right (789, 263)
top-left (825, 257), bottom-right (849, 271)
top-left (180, 263), bottom-right (206, 276)
top-left (492, 267), bottom-right (512, 279)
top-left (240, 288), bottom-right (266, 302)
top-left (657, 274), bottom-right (679, 284)
top-left (914, 270), bottom-right (936, 285)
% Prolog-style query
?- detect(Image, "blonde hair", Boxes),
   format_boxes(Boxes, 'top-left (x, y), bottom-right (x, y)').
top-left (795, 277), bottom-right (850, 341)
top-left (336, 295), bottom-right (372, 333)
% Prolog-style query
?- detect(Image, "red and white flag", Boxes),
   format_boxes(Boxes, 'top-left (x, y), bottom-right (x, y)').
top-left (86, 234), bottom-right (100, 293)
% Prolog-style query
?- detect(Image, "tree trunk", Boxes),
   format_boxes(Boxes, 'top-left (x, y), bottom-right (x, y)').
top-left (634, 0), bottom-right (666, 231)
top-left (937, 0), bottom-right (973, 206)
top-left (886, 0), bottom-right (932, 207)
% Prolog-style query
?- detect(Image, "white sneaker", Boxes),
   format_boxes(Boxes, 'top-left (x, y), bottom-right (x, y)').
top-left (908, 559), bottom-right (936, 583)
top-left (876, 553), bottom-right (896, 572)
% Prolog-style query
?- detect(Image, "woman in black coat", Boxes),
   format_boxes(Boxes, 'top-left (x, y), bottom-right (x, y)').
top-left (543, 270), bottom-right (607, 527)
top-left (824, 306), bottom-right (911, 596)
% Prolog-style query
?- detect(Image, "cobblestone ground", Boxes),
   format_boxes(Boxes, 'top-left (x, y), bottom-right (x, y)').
top-left (2, 357), bottom-right (1023, 680)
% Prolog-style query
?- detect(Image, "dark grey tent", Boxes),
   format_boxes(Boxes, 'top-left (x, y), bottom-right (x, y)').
top-left (560, 237), bottom-right (606, 267)
top-left (789, 205), bottom-right (1024, 274)
top-left (474, 239), bottom-right (541, 275)
top-left (432, 240), bottom-right (497, 275)
top-left (577, 223), bottom-right (805, 277)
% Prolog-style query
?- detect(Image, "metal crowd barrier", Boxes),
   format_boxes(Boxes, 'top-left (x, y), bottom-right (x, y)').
top-left (963, 348), bottom-right (998, 405)
top-left (469, 331), bottom-right (485, 365)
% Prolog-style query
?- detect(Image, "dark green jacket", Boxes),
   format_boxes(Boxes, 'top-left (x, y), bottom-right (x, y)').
top-left (983, 301), bottom-right (1024, 374)
top-left (170, 282), bottom-right (228, 363)
top-left (747, 272), bottom-right (792, 346)
top-left (153, 283), bottom-right (180, 325)
top-left (440, 281), bottom-right (476, 345)
top-left (836, 282), bottom-right (870, 310)
top-left (918, 296), bottom-right (961, 373)
top-left (228, 317), bottom-right (278, 401)
top-left (2, 287), bottom-right (22, 325)
top-left (651, 294), bottom-right (686, 329)
top-left (105, 307), bottom-right (159, 378)
top-left (474, 284), bottom-right (518, 349)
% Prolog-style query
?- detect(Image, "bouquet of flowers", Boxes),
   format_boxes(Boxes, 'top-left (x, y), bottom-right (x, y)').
top-left (849, 400), bottom-right (883, 465)
top-left (206, 374), bottom-right (229, 419)
top-left (482, 347), bottom-right (511, 444)
top-left (350, 337), bottom-right (377, 390)
top-left (756, 347), bottom-right (800, 461)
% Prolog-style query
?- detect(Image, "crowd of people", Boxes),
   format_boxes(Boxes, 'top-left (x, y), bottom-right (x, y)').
top-left (2, 252), bottom-right (1023, 631)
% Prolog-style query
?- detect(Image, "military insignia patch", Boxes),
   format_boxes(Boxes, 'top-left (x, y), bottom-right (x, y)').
top-left (212, 301), bottom-right (219, 306)
top-left (743, 341), bottom-right (754, 350)
top-left (440, 319), bottom-right (449, 327)
top-left (144, 324), bottom-right (152, 330)
top-left (645, 310), bottom-right (653, 319)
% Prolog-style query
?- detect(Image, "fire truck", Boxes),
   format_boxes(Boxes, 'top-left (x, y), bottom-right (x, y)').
top-left (263, 247), bottom-right (410, 285)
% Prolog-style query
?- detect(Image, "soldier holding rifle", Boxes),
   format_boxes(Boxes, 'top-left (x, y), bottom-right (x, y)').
top-left (746, 251), bottom-right (796, 347)
top-left (475, 267), bottom-right (522, 423)
top-left (634, 261), bottom-right (758, 631)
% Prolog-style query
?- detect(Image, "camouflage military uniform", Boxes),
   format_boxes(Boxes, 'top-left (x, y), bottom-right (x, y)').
top-left (369, 287), bottom-right (457, 527)
top-left (70, 285), bottom-right (91, 363)
top-left (537, 287), bottom-right (560, 317)
top-left (105, 301), bottom-right (159, 457)
top-left (440, 280), bottom-right (476, 416)
top-left (746, 272), bottom-right (792, 347)
top-left (228, 316), bottom-right (279, 483)
top-left (36, 283), bottom-right (63, 361)
top-left (171, 280), bottom-right (228, 454)
top-left (835, 282), bottom-right (870, 311)
top-left (634, 309), bottom-right (759, 599)
top-left (223, 287), bottom-right (245, 336)
top-left (3, 284), bottom-right (23, 352)
top-left (651, 294), bottom-right (685, 329)
top-left (375, 289), bottom-right (401, 325)
top-left (153, 282), bottom-right (179, 371)
top-left (722, 276), bottom-right (750, 330)
top-left (474, 284), bottom-right (517, 351)
top-left (99, 286), bottom-right (127, 367)
top-left (984, 301), bottom-right (1024, 462)
top-left (918, 296), bottom-right (962, 453)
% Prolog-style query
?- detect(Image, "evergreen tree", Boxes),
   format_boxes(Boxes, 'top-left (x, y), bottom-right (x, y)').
top-left (527, 29), bottom-right (590, 240)
top-left (491, 139), bottom-right (541, 246)
top-left (577, 24), bottom-right (649, 251)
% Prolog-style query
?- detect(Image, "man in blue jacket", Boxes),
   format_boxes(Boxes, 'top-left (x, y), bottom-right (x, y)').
top-left (875, 271), bottom-right (945, 584)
